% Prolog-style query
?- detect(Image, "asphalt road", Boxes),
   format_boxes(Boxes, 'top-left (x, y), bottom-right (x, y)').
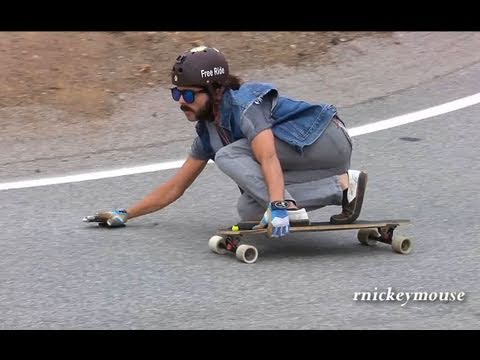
top-left (0, 32), bottom-right (479, 329)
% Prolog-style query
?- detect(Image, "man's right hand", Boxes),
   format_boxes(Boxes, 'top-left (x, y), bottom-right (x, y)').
top-left (82, 209), bottom-right (128, 227)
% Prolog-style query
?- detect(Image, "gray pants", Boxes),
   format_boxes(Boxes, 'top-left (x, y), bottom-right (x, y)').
top-left (215, 118), bottom-right (353, 220)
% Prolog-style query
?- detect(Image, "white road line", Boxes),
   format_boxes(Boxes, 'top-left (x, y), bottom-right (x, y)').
top-left (348, 92), bottom-right (480, 137)
top-left (0, 161), bottom-right (187, 191)
top-left (1, 93), bottom-right (480, 191)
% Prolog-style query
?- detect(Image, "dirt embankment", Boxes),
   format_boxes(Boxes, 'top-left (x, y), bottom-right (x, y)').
top-left (1, 32), bottom-right (390, 119)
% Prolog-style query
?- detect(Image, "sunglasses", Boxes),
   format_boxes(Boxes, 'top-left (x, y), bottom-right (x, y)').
top-left (170, 87), bottom-right (207, 104)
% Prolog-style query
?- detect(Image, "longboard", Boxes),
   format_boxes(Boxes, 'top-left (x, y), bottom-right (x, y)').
top-left (209, 219), bottom-right (412, 264)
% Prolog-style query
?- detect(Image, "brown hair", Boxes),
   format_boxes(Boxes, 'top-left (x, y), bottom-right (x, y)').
top-left (209, 74), bottom-right (244, 123)
top-left (223, 74), bottom-right (243, 90)
top-left (209, 74), bottom-right (243, 92)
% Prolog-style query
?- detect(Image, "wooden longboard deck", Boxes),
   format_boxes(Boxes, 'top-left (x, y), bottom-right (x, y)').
top-left (217, 219), bottom-right (411, 236)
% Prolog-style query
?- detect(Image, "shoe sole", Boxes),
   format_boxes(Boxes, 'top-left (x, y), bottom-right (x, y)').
top-left (330, 172), bottom-right (368, 224)
top-left (290, 219), bottom-right (311, 226)
top-left (350, 172), bottom-right (368, 222)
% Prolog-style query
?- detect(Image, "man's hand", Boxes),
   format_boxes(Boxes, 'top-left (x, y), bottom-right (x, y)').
top-left (82, 209), bottom-right (128, 227)
top-left (253, 201), bottom-right (290, 237)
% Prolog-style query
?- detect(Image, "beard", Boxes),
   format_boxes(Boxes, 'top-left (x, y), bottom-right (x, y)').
top-left (181, 96), bottom-right (214, 122)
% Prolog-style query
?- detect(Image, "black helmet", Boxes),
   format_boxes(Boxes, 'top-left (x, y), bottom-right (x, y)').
top-left (171, 46), bottom-right (229, 87)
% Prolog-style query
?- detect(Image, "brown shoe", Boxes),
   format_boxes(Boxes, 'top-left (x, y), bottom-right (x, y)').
top-left (330, 170), bottom-right (368, 224)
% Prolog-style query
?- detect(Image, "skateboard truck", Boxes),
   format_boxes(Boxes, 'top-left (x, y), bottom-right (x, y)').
top-left (208, 234), bottom-right (258, 264)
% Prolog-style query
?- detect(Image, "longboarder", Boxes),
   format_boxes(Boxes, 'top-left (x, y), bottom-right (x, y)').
top-left (83, 46), bottom-right (368, 238)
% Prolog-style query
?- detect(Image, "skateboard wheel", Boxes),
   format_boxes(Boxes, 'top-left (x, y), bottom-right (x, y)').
top-left (208, 235), bottom-right (228, 255)
top-left (391, 236), bottom-right (413, 255)
top-left (357, 229), bottom-right (378, 246)
top-left (235, 244), bottom-right (258, 264)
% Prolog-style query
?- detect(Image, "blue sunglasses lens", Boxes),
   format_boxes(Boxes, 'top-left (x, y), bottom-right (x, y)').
top-left (182, 90), bottom-right (195, 103)
top-left (171, 88), bottom-right (196, 104)
top-left (171, 88), bottom-right (181, 101)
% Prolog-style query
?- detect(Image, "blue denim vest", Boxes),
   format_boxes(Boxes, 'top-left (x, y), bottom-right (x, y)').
top-left (195, 82), bottom-right (337, 160)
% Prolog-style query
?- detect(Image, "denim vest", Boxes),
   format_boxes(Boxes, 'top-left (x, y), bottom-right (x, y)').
top-left (195, 82), bottom-right (337, 160)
